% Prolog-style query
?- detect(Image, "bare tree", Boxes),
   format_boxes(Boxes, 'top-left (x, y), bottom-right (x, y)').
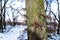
top-left (0, 0), bottom-right (26, 32)
top-left (56, 0), bottom-right (60, 34)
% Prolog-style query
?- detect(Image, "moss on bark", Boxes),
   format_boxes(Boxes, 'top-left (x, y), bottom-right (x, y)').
top-left (26, 0), bottom-right (47, 40)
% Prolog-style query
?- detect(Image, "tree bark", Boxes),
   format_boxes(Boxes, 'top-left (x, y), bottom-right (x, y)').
top-left (26, 0), bottom-right (47, 40)
top-left (57, 0), bottom-right (60, 34)
top-left (0, 0), bottom-right (3, 32)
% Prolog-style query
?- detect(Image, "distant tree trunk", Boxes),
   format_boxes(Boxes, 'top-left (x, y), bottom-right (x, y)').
top-left (3, 0), bottom-right (6, 30)
top-left (57, 0), bottom-right (60, 34)
top-left (0, 0), bottom-right (6, 32)
top-left (0, 0), bottom-right (3, 32)
top-left (26, 0), bottom-right (47, 40)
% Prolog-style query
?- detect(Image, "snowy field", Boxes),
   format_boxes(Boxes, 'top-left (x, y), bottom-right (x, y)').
top-left (48, 33), bottom-right (60, 40)
top-left (0, 25), bottom-right (28, 40)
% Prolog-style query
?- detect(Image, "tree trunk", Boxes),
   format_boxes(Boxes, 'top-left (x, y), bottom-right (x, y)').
top-left (26, 0), bottom-right (47, 40)
top-left (0, 1), bottom-right (3, 32)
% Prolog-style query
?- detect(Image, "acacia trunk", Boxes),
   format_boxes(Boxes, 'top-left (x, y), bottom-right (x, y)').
top-left (26, 0), bottom-right (47, 40)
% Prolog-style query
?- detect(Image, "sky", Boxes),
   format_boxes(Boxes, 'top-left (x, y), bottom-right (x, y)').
top-left (50, 0), bottom-right (60, 22)
top-left (44, 0), bottom-right (59, 23)
top-left (51, 0), bottom-right (58, 20)
top-left (1, 0), bottom-right (58, 23)
top-left (5, 0), bottom-right (26, 22)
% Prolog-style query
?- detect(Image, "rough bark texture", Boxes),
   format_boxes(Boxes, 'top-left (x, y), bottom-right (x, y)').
top-left (26, 0), bottom-right (47, 40)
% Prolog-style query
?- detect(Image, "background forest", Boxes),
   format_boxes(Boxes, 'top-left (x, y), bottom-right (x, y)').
top-left (0, 0), bottom-right (60, 40)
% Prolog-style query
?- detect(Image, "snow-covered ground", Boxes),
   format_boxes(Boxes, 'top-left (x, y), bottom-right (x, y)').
top-left (0, 25), bottom-right (28, 40)
top-left (48, 33), bottom-right (60, 40)
top-left (0, 0), bottom-right (28, 40)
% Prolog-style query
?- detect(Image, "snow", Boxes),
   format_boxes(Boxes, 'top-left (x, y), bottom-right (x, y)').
top-left (0, 0), bottom-right (28, 40)
top-left (0, 25), bottom-right (28, 40)
top-left (48, 33), bottom-right (60, 40)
